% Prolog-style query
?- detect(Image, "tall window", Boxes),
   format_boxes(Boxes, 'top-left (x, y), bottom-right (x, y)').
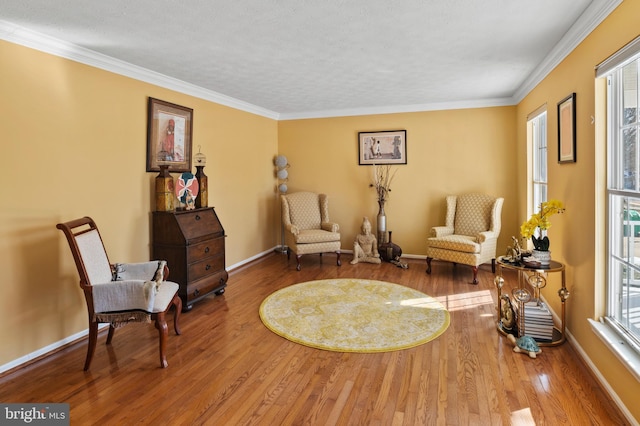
top-left (601, 45), bottom-right (640, 352)
top-left (528, 110), bottom-right (548, 214)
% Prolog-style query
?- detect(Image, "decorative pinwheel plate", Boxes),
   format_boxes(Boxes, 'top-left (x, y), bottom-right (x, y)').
top-left (175, 172), bottom-right (199, 205)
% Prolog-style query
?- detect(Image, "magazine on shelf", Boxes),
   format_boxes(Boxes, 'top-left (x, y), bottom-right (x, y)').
top-left (518, 300), bottom-right (554, 341)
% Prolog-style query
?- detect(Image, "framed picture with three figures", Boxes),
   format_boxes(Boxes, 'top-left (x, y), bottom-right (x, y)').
top-left (358, 130), bottom-right (407, 165)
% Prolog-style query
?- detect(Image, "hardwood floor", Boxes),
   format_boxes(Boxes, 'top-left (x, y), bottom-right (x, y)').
top-left (0, 253), bottom-right (629, 425)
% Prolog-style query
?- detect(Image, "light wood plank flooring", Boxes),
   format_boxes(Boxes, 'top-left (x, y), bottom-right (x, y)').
top-left (0, 253), bottom-right (629, 425)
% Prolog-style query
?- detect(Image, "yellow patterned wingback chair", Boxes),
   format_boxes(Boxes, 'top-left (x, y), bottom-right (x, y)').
top-left (281, 192), bottom-right (342, 271)
top-left (425, 194), bottom-right (504, 284)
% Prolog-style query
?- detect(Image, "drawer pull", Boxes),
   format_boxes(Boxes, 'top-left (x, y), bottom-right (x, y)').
top-left (194, 289), bottom-right (200, 297)
top-left (205, 264), bottom-right (211, 271)
top-left (204, 246), bottom-right (210, 254)
top-left (195, 214), bottom-right (201, 221)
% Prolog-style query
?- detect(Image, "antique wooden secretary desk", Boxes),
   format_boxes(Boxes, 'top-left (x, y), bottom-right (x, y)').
top-left (152, 207), bottom-right (228, 311)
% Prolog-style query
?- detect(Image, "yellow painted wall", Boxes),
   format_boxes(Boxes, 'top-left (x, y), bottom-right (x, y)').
top-left (0, 40), bottom-right (278, 366)
top-left (515, 0), bottom-right (640, 421)
top-left (278, 107), bottom-right (518, 256)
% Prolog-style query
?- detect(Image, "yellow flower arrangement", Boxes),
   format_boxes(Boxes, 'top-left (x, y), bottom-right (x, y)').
top-left (520, 199), bottom-right (565, 251)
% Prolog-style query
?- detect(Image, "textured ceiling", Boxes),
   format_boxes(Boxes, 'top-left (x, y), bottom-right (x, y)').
top-left (0, 1), bottom-right (619, 119)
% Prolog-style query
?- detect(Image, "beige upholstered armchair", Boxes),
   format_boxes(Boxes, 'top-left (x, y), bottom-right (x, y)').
top-left (281, 192), bottom-right (342, 271)
top-left (57, 217), bottom-right (181, 370)
top-left (425, 194), bottom-right (504, 284)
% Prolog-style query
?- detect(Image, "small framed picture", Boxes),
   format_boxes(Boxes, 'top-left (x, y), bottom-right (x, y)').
top-left (557, 93), bottom-right (576, 164)
top-left (358, 130), bottom-right (407, 165)
top-left (146, 97), bottom-right (193, 172)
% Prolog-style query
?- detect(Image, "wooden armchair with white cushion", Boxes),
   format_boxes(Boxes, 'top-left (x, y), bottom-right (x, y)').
top-left (425, 194), bottom-right (504, 284)
top-left (57, 217), bottom-right (181, 370)
top-left (281, 192), bottom-right (342, 271)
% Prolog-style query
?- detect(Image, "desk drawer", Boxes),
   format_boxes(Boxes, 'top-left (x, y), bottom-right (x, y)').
top-left (186, 238), bottom-right (224, 264)
top-left (186, 271), bottom-right (228, 303)
top-left (188, 255), bottom-right (224, 282)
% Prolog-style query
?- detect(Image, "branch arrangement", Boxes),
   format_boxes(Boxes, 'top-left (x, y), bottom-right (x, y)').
top-left (369, 164), bottom-right (397, 204)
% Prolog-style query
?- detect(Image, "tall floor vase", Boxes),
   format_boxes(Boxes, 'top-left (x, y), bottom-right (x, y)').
top-left (377, 200), bottom-right (387, 246)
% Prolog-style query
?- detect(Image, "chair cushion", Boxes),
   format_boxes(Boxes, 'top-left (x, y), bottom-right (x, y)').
top-left (295, 229), bottom-right (341, 244)
top-left (151, 281), bottom-right (180, 313)
top-left (454, 194), bottom-right (494, 237)
top-left (426, 235), bottom-right (480, 254)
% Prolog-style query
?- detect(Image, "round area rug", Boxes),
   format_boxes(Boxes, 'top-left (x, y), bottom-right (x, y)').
top-left (259, 278), bottom-right (450, 352)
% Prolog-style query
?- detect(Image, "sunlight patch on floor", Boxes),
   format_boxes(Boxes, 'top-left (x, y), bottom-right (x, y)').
top-left (397, 298), bottom-right (446, 309)
top-left (510, 407), bottom-right (536, 425)
top-left (435, 290), bottom-right (494, 312)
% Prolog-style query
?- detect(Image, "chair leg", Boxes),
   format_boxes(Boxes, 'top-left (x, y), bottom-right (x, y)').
top-left (291, 251), bottom-right (341, 270)
top-left (491, 258), bottom-right (496, 273)
top-left (426, 257), bottom-right (432, 274)
top-left (172, 295), bottom-right (182, 335)
top-left (84, 321), bottom-right (99, 371)
top-left (471, 266), bottom-right (479, 285)
top-left (106, 324), bottom-right (115, 344)
top-left (155, 313), bottom-right (169, 368)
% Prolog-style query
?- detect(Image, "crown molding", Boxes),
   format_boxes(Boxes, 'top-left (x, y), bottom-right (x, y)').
top-left (0, 0), bottom-right (622, 121)
top-left (512, 0), bottom-right (622, 102)
top-left (277, 97), bottom-right (516, 120)
top-left (0, 20), bottom-right (280, 120)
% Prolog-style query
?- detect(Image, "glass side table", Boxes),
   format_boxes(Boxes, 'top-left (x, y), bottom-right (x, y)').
top-left (495, 256), bottom-right (569, 346)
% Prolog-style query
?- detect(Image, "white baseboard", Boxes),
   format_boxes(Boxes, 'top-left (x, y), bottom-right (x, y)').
top-left (539, 293), bottom-right (637, 425)
top-left (227, 248), bottom-right (277, 270)
top-left (0, 324), bottom-right (108, 375)
top-left (564, 326), bottom-right (638, 425)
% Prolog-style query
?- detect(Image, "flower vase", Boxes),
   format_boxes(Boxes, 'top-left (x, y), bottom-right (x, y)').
top-left (377, 201), bottom-right (387, 246)
top-left (532, 249), bottom-right (551, 266)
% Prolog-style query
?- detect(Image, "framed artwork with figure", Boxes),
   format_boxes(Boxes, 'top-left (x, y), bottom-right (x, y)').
top-left (146, 97), bottom-right (193, 172)
top-left (358, 130), bottom-right (407, 165)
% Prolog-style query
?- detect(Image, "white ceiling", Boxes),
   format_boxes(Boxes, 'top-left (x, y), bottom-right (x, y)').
top-left (0, 1), bottom-right (621, 119)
